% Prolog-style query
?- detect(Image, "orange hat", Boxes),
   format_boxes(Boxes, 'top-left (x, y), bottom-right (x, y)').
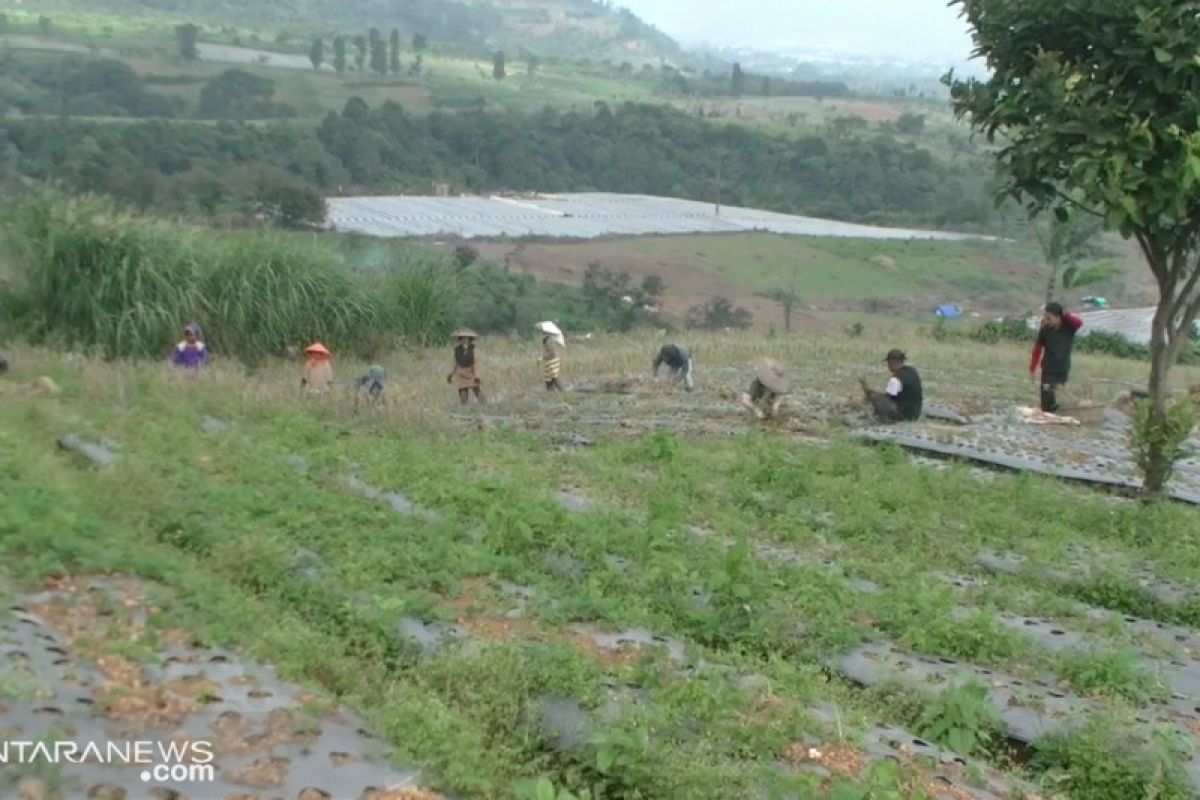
top-left (304, 342), bottom-right (331, 356)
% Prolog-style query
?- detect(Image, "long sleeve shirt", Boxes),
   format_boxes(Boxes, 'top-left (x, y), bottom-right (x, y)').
top-left (172, 341), bottom-right (209, 369)
top-left (1030, 313), bottom-right (1083, 382)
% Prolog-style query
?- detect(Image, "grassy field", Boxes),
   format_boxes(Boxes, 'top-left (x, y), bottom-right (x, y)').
top-left (2, 333), bottom-right (1199, 798)
top-left (473, 232), bottom-right (1153, 331)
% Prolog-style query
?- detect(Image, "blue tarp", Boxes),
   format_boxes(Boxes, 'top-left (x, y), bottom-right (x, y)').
top-left (934, 304), bottom-right (962, 319)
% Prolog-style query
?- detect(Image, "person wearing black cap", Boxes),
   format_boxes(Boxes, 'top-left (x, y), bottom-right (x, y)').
top-left (861, 349), bottom-right (923, 422)
top-left (1030, 302), bottom-right (1084, 413)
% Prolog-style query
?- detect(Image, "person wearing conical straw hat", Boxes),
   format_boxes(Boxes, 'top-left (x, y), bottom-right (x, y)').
top-left (740, 357), bottom-right (790, 420)
top-left (536, 321), bottom-right (565, 392)
top-left (448, 329), bottom-right (483, 404)
top-left (302, 342), bottom-right (334, 393)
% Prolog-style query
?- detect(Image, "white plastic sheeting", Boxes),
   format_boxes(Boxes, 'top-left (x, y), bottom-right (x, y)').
top-left (325, 192), bottom-right (993, 242)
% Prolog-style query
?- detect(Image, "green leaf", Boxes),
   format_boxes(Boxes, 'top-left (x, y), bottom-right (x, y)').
top-left (1155, 47), bottom-right (1173, 64)
top-left (1120, 194), bottom-right (1140, 221)
top-left (536, 777), bottom-right (557, 800)
top-left (596, 748), bottom-right (615, 773)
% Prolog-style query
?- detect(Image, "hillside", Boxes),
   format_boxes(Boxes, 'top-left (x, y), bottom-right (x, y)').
top-left (14, 0), bottom-right (685, 61)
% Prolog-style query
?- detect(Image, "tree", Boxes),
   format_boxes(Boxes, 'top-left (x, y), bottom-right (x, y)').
top-left (894, 112), bottom-right (926, 136)
top-left (947, 0), bottom-right (1200, 495)
top-left (760, 75), bottom-right (771, 97)
top-left (332, 37), bottom-right (346, 74)
top-left (760, 288), bottom-right (802, 333)
top-left (686, 297), bottom-right (753, 331)
top-left (731, 62), bottom-right (745, 97)
top-left (254, 170), bottom-right (327, 228)
top-left (175, 23), bottom-right (199, 60)
top-left (353, 35), bottom-right (367, 72)
top-left (389, 29), bottom-right (401, 75)
top-left (198, 69), bottom-right (279, 119)
top-left (368, 28), bottom-right (387, 77)
top-left (309, 38), bottom-right (324, 71)
top-left (1034, 216), bottom-right (1104, 303)
top-left (493, 51), bottom-right (506, 81)
top-left (412, 33), bottom-right (428, 53)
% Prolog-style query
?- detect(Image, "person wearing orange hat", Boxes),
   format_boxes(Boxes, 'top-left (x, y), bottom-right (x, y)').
top-left (447, 329), bottom-right (482, 404)
top-left (301, 342), bottom-right (334, 393)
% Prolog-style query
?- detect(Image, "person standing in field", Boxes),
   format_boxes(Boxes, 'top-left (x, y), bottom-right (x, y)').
top-left (653, 344), bottom-right (695, 392)
top-left (448, 329), bottom-right (483, 404)
top-left (537, 321), bottom-right (566, 391)
top-left (1030, 302), bottom-right (1084, 413)
top-left (171, 323), bottom-right (210, 370)
top-left (541, 336), bottom-right (563, 391)
top-left (861, 349), bottom-right (923, 422)
top-left (301, 342), bottom-right (334, 393)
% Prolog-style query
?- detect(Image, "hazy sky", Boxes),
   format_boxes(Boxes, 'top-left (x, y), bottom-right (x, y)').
top-left (617, 0), bottom-right (975, 63)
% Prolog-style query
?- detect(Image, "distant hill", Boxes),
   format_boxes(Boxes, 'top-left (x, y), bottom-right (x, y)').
top-left (29, 0), bottom-right (685, 61)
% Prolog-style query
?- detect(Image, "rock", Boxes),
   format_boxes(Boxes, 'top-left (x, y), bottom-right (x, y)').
top-left (17, 778), bottom-right (48, 800)
top-left (31, 376), bottom-right (60, 395)
top-left (58, 433), bottom-right (117, 467)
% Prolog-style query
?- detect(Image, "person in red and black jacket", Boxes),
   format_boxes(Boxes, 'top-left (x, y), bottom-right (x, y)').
top-left (1030, 302), bottom-right (1084, 413)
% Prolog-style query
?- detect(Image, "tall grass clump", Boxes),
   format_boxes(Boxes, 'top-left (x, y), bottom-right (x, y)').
top-left (1, 193), bottom-right (459, 360)
top-left (377, 257), bottom-right (459, 347)
top-left (203, 234), bottom-right (380, 361)
top-left (6, 194), bottom-right (207, 358)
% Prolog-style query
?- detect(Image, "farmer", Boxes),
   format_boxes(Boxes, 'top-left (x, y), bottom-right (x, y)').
top-left (301, 342), bottom-right (334, 393)
top-left (171, 323), bottom-right (210, 370)
top-left (861, 349), bottom-right (923, 422)
top-left (652, 344), bottom-right (695, 392)
top-left (1030, 302), bottom-right (1084, 413)
top-left (355, 365), bottom-right (386, 406)
top-left (740, 357), bottom-right (789, 419)
top-left (537, 321), bottom-right (566, 392)
top-left (448, 329), bottom-right (483, 404)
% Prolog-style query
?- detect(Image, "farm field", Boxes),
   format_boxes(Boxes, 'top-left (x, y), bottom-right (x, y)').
top-left (2, 333), bottom-right (1199, 799)
top-left (469, 232), bottom-right (1154, 328)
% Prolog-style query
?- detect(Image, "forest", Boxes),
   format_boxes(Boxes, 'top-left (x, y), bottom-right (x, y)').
top-left (0, 99), bottom-right (994, 229)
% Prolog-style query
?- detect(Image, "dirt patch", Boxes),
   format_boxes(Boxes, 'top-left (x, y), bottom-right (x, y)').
top-left (566, 633), bottom-right (647, 668)
top-left (782, 740), bottom-right (866, 778)
top-left (466, 239), bottom-right (840, 334)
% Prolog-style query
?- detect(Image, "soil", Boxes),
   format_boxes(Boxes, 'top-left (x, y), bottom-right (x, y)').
top-left (467, 239), bottom-right (844, 334)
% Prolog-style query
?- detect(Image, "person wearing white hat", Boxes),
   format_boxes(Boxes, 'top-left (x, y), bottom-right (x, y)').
top-left (536, 321), bottom-right (565, 391)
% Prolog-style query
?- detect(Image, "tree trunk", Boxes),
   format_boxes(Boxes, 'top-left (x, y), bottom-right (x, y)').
top-left (1143, 305), bottom-right (1174, 496)
top-left (1044, 266), bottom-right (1058, 305)
top-left (783, 302), bottom-right (792, 333)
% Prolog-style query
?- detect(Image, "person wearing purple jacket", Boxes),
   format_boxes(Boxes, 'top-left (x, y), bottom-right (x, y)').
top-left (171, 323), bottom-right (210, 370)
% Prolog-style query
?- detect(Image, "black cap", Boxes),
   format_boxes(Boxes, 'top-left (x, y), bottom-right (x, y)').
top-left (884, 349), bottom-right (906, 363)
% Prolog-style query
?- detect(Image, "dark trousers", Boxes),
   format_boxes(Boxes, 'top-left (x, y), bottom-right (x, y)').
top-left (1040, 377), bottom-right (1064, 413)
top-left (865, 389), bottom-right (903, 423)
top-left (458, 387), bottom-right (483, 404)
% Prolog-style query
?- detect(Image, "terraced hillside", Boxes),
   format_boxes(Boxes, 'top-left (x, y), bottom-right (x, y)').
top-left (2, 333), bottom-right (1199, 799)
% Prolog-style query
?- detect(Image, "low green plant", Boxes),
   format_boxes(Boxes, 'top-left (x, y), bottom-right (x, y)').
top-left (1132, 398), bottom-right (1196, 492)
top-left (513, 776), bottom-right (592, 800)
top-left (1033, 718), bottom-right (1193, 800)
top-left (1058, 649), bottom-right (1165, 704)
top-left (916, 680), bottom-right (1004, 758)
